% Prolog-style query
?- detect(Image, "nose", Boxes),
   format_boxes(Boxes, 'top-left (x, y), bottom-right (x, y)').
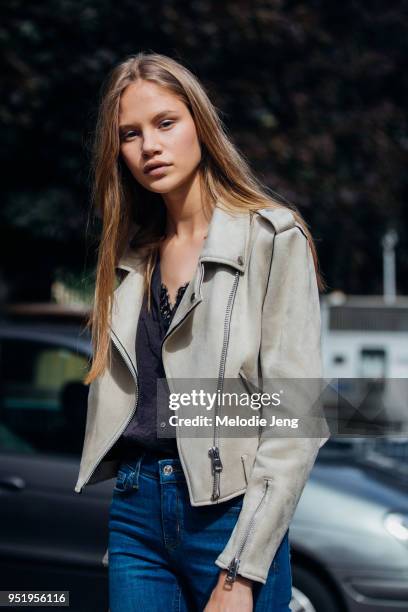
top-left (141, 130), bottom-right (162, 157)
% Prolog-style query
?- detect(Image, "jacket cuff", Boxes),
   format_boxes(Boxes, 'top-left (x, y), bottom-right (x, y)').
top-left (214, 558), bottom-right (267, 585)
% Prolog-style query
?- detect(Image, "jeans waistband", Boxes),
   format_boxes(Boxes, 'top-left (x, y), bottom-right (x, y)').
top-left (120, 451), bottom-right (185, 484)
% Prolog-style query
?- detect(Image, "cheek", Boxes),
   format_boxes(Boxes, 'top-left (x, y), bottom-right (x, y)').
top-left (120, 147), bottom-right (145, 181)
top-left (120, 146), bottom-right (137, 168)
top-left (173, 124), bottom-right (201, 163)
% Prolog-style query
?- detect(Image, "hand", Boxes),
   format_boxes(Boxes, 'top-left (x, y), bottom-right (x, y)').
top-left (203, 569), bottom-right (253, 611)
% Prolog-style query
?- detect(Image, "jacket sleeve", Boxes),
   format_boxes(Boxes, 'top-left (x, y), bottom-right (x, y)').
top-left (214, 220), bottom-right (330, 585)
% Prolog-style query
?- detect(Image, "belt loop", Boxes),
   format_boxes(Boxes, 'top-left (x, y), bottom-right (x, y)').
top-left (131, 451), bottom-right (146, 489)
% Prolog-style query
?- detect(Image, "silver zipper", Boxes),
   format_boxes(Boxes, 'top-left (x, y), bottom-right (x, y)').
top-left (225, 478), bottom-right (270, 584)
top-left (210, 270), bottom-right (240, 501)
top-left (77, 329), bottom-right (139, 493)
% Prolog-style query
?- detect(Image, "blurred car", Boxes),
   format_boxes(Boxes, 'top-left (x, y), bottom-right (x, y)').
top-left (0, 310), bottom-right (109, 611)
top-left (0, 307), bottom-right (407, 612)
top-left (290, 441), bottom-right (408, 611)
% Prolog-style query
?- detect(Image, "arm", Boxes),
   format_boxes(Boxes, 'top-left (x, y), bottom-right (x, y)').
top-left (214, 219), bottom-right (330, 585)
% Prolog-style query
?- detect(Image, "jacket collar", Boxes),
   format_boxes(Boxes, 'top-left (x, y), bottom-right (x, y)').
top-left (110, 204), bottom-right (252, 376)
top-left (116, 204), bottom-right (252, 274)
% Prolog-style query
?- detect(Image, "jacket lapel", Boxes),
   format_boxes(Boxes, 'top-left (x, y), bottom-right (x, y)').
top-left (199, 206), bottom-right (251, 272)
top-left (110, 264), bottom-right (144, 375)
top-left (111, 205), bottom-right (252, 374)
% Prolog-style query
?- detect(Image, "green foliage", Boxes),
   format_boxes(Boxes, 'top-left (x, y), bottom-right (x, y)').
top-left (1, 0), bottom-right (407, 296)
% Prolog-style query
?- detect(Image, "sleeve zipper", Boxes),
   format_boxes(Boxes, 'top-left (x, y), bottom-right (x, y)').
top-left (225, 478), bottom-right (271, 584)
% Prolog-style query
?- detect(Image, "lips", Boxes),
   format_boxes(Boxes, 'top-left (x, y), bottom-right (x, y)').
top-left (144, 162), bottom-right (171, 175)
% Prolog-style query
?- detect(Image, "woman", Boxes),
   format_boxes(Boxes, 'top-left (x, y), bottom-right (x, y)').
top-left (75, 51), bottom-right (330, 611)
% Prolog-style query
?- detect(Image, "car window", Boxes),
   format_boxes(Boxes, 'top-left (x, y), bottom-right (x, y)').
top-left (0, 338), bottom-right (89, 457)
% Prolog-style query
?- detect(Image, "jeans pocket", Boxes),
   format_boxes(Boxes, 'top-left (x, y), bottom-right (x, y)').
top-left (113, 462), bottom-right (141, 494)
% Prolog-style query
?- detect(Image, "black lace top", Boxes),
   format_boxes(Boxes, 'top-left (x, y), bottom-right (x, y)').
top-left (105, 254), bottom-right (190, 461)
top-left (160, 281), bottom-right (189, 327)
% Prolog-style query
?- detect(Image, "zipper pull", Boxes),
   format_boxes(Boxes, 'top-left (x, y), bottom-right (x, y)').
top-left (211, 473), bottom-right (221, 501)
top-left (225, 557), bottom-right (240, 584)
top-left (208, 446), bottom-right (223, 473)
top-left (209, 446), bottom-right (223, 501)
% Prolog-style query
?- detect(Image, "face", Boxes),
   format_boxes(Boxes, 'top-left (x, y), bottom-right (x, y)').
top-left (118, 80), bottom-right (202, 194)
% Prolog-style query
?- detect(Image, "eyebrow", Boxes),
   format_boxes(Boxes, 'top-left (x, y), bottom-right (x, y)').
top-left (119, 109), bottom-right (177, 131)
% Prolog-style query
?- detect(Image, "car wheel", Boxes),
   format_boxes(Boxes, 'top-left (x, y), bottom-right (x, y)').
top-left (291, 566), bottom-right (341, 612)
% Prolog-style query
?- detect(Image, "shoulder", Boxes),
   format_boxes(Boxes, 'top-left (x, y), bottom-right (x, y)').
top-left (249, 207), bottom-right (309, 265)
top-left (253, 207), bottom-right (307, 239)
top-left (246, 207), bottom-right (315, 286)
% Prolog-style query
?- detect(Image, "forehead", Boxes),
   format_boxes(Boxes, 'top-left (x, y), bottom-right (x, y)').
top-left (119, 81), bottom-right (185, 120)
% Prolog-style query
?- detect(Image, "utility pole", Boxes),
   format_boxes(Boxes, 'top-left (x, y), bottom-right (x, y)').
top-left (381, 229), bottom-right (398, 304)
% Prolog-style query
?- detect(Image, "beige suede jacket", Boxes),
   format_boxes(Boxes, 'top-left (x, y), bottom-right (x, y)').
top-left (74, 204), bottom-right (330, 585)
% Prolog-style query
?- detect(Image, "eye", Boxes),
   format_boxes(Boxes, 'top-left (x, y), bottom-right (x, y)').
top-left (120, 120), bottom-right (174, 141)
top-left (119, 130), bottom-right (136, 142)
top-left (121, 130), bottom-right (139, 141)
top-left (159, 120), bottom-right (174, 129)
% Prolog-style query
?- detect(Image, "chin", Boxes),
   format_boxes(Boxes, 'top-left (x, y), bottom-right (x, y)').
top-left (146, 182), bottom-right (174, 194)
top-left (145, 177), bottom-right (185, 194)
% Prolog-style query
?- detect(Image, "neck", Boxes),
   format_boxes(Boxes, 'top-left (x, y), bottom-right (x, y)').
top-left (161, 173), bottom-right (212, 240)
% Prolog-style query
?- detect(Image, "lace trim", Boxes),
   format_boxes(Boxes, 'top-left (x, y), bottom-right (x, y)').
top-left (159, 282), bottom-right (189, 325)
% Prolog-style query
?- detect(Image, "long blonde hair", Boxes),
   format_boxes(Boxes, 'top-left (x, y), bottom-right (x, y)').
top-left (83, 51), bottom-right (327, 385)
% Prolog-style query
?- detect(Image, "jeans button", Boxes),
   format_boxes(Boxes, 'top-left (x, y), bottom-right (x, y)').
top-left (163, 464), bottom-right (173, 475)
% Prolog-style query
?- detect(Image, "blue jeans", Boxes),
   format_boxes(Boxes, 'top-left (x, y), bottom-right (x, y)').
top-left (108, 451), bottom-right (292, 611)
